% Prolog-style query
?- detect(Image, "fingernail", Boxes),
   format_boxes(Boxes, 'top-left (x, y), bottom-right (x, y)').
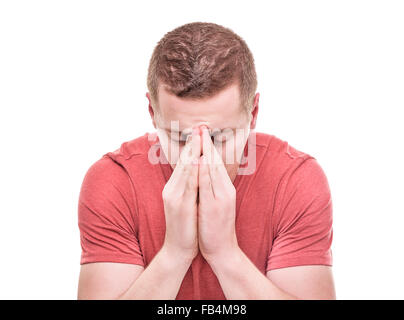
top-left (192, 158), bottom-right (199, 166)
top-left (193, 127), bottom-right (199, 136)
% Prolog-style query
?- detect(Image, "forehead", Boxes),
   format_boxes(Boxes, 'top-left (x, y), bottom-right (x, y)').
top-left (157, 83), bottom-right (244, 131)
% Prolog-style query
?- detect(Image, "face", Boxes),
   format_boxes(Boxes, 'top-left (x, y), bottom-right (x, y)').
top-left (147, 83), bottom-right (259, 182)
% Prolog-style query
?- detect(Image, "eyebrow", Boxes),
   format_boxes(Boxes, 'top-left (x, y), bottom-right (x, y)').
top-left (165, 127), bottom-right (236, 135)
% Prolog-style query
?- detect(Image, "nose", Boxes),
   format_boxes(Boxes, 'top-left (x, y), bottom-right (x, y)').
top-left (193, 124), bottom-right (208, 136)
top-left (198, 125), bottom-right (210, 135)
top-left (197, 125), bottom-right (216, 143)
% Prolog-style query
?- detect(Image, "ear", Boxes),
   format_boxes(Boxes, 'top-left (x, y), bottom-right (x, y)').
top-left (249, 93), bottom-right (260, 130)
top-left (146, 92), bottom-right (157, 129)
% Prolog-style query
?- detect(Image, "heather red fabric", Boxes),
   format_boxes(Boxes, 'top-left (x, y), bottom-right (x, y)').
top-left (78, 132), bottom-right (333, 299)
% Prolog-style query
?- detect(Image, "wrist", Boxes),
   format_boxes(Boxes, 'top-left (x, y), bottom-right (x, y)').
top-left (205, 246), bottom-right (244, 273)
top-left (160, 244), bottom-right (196, 267)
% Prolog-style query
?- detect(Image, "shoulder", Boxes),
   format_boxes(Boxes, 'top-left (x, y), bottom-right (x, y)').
top-left (255, 132), bottom-right (311, 159)
top-left (254, 132), bottom-right (314, 175)
top-left (253, 132), bottom-right (331, 203)
top-left (78, 146), bottom-right (141, 229)
top-left (106, 132), bottom-right (155, 162)
top-left (80, 132), bottom-right (157, 199)
top-left (79, 156), bottom-right (134, 215)
top-left (81, 132), bottom-right (155, 186)
top-left (80, 156), bottom-right (127, 194)
top-left (79, 133), bottom-right (153, 203)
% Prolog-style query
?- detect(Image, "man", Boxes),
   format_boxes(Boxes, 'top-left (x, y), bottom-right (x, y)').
top-left (77, 22), bottom-right (335, 299)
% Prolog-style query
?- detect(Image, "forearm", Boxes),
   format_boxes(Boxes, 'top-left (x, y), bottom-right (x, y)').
top-left (207, 247), bottom-right (297, 300)
top-left (119, 245), bottom-right (193, 300)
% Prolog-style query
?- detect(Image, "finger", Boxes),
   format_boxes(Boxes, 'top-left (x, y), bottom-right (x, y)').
top-left (184, 127), bottom-right (202, 195)
top-left (191, 126), bottom-right (202, 160)
top-left (201, 126), bottom-right (213, 165)
top-left (201, 126), bottom-right (225, 167)
top-left (201, 126), bottom-right (230, 193)
top-left (198, 155), bottom-right (214, 200)
top-left (168, 134), bottom-right (195, 192)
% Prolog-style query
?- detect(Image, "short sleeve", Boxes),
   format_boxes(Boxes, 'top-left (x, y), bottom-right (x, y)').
top-left (78, 156), bottom-right (144, 266)
top-left (267, 158), bottom-right (333, 271)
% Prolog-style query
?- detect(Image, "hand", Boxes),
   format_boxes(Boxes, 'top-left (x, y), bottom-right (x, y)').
top-left (161, 127), bottom-right (202, 262)
top-left (197, 126), bottom-right (239, 262)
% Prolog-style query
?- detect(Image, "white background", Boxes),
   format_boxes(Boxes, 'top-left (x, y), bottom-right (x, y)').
top-left (0, 0), bottom-right (403, 299)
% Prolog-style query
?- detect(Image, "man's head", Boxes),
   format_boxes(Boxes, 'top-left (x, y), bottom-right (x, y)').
top-left (146, 22), bottom-right (259, 179)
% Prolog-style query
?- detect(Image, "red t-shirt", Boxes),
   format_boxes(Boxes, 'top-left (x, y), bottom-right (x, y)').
top-left (78, 132), bottom-right (333, 299)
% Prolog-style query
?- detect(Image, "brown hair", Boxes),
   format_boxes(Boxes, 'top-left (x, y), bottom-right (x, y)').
top-left (147, 22), bottom-right (257, 115)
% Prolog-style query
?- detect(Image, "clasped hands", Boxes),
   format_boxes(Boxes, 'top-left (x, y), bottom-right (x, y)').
top-left (162, 125), bottom-right (239, 264)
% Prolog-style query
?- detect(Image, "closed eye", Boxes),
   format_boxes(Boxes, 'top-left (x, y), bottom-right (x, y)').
top-left (212, 128), bottom-right (234, 143)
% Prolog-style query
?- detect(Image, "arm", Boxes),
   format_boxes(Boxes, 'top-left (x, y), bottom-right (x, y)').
top-left (206, 248), bottom-right (335, 300)
top-left (118, 246), bottom-right (193, 299)
top-left (77, 128), bottom-right (202, 299)
top-left (78, 246), bottom-right (193, 300)
top-left (198, 126), bottom-right (335, 299)
top-left (207, 248), bottom-right (295, 299)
